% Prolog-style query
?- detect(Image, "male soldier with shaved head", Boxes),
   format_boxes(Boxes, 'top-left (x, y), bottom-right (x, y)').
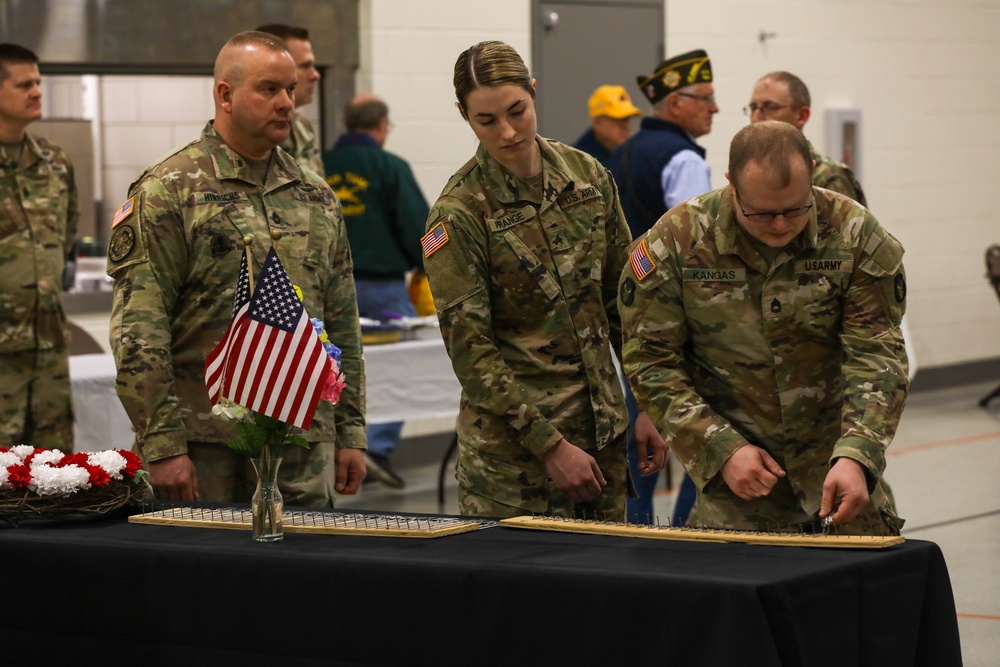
top-left (107, 31), bottom-right (366, 504)
top-left (619, 121), bottom-right (908, 535)
top-left (0, 43), bottom-right (79, 450)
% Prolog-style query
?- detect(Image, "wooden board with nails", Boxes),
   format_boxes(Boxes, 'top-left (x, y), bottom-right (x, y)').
top-left (499, 515), bottom-right (905, 548)
top-left (129, 507), bottom-right (486, 538)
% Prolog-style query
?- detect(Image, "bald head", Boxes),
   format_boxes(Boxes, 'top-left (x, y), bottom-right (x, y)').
top-left (214, 30), bottom-right (289, 89)
top-left (212, 30), bottom-right (297, 161)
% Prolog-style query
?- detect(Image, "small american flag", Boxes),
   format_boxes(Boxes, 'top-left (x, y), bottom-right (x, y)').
top-left (207, 249), bottom-right (331, 430)
top-left (112, 197), bottom-right (134, 228)
top-left (421, 221), bottom-right (449, 257)
top-left (205, 252), bottom-right (251, 404)
top-left (630, 239), bottom-right (656, 280)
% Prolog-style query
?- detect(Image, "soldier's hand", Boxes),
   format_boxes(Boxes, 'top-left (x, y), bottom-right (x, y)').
top-left (149, 454), bottom-right (199, 501)
top-left (335, 448), bottom-right (366, 495)
top-left (634, 411), bottom-right (667, 475)
top-left (720, 445), bottom-right (786, 501)
top-left (820, 458), bottom-right (869, 525)
top-left (543, 439), bottom-right (606, 504)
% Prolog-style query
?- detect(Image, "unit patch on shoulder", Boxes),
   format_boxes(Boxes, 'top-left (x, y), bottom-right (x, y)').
top-left (620, 277), bottom-right (636, 306)
top-left (108, 224), bottom-right (136, 262)
top-left (421, 221), bottom-right (450, 258)
top-left (629, 239), bottom-right (656, 280)
top-left (894, 273), bottom-right (906, 303)
top-left (111, 197), bottom-right (134, 228)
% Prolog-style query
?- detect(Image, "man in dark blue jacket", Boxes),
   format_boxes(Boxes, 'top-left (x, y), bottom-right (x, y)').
top-left (573, 85), bottom-right (641, 166)
top-left (323, 94), bottom-right (430, 489)
top-left (608, 49), bottom-right (718, 526)
top-left (609, 49), bottom-right (718, 240)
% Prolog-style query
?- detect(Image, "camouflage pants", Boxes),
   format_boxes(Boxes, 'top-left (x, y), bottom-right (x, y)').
top-left (0, 348), bottom-right (73, 450)
top-left (457, 433), bottom-right (628, 520)
top-left (158, 441), bottom-right (339, 507)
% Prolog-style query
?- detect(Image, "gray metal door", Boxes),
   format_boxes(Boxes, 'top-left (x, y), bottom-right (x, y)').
top-left (532, 0), bottom-right (663, 145)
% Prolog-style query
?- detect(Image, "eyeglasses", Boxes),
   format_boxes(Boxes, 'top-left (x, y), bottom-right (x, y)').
top-left (734, 188), bottom-right (814, 223)
top-left (675, 92), bottom-right (716, 105)
top-left (743, 102), bottom-right (794, 117)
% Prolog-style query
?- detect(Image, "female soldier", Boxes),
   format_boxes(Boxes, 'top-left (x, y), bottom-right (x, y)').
top-left (422, 41), bottom-right (665, 519)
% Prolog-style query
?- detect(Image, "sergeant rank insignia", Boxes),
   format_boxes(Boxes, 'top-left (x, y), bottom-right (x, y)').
top-left (422, 221), bottom-right (449, 258)
top-left (629, 239), bottom-right (656, 280)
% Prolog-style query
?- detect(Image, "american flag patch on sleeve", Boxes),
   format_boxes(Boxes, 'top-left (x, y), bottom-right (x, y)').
top-left (112, 197), bottom-right (134, 228)
top-left (421, 221), bottom-right (449, 257)
top-left (630, 239), bottom-right (656, 280)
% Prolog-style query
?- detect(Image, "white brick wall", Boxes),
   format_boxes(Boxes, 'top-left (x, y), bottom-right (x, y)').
top-left (359, 0), bottom-right (1000, 372)
top-left (39, 0), bottom-right (1000, 373)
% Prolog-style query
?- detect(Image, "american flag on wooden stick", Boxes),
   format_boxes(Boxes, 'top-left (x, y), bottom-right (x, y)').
top-left (204, 248), bottom-right (331, 430)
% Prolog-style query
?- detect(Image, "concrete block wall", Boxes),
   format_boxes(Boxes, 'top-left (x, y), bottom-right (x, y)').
top-left (38, 0), bottom-right (1000, 375)
top-left (360, 0), bottom-right (1000, 372)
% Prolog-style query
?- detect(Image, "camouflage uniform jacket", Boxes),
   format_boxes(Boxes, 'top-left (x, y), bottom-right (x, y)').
top-left (0, 132), bottom-right (79, 353)
top-left (107, 122), bottom-right (365, 463)
top-left (424, 137), bottom-right (631, 462)
top-left (811, 142), bottom-right (866, 207)
top-left (619, 185), bottom-right (908, 529)
top-left (281, 114), bottom-right (325, 178)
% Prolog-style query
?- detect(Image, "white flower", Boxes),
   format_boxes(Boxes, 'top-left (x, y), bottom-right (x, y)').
top-left (212, 399), bottom-right (250, 421)
top-left (0, 451), bottom-right (20, 467)
top-left (10, 444), bottom-right (34, 461)
top-left (30, 464), bottom-right (91, 496)
top-left (29, 449), bottom-right (65, 468)
top-left (0, 466), bottom-right (9, 490)
top-left (88, 450), bottom-right (128, 480)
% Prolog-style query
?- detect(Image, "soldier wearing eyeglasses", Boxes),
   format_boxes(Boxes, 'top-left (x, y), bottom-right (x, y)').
top-left (745, 71), bottom-right (866, 207)
top-left (618, 121), bottom-right (908, 535)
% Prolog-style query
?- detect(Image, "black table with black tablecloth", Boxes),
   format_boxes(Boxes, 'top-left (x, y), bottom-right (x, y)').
top-left (0, 509), bottom-right (962, 667)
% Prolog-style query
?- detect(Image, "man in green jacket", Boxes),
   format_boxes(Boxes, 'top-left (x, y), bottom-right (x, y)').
top-left (323, 94), bottom-right (429, 488)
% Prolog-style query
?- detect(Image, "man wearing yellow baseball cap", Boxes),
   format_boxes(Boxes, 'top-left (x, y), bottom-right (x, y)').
top-left (573, 84), bottom-right (642, 165)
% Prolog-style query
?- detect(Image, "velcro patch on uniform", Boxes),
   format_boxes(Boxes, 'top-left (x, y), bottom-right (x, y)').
top-left (193, 192), bottom-right (249, 205)
top-left (422, 221), bottom-right (450, 257)
top-left (557, 184), bottom-right (600, 209)
top-left (630, 239), bottom-right (656, 280)
top-left (682, 268), bottom-right (747, 282)
top-left (111, 197), bottom-right (134, 228)
top-left (487, 205), bottom-right (534, 232)
top-left (108, 224), bottom-right (136, 262)
top-left (795, 259), bottom-right (854, 273)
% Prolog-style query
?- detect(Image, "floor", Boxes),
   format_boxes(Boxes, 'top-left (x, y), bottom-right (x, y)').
top-left (338, 379), bottom-right (1000, 666)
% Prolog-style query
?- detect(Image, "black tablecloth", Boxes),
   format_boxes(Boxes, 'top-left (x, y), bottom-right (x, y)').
top-left (0, 510), bottom-right (962, 667)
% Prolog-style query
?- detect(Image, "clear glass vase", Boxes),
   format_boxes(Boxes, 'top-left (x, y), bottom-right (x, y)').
top-left (250, 457), bottom-right (284, 542)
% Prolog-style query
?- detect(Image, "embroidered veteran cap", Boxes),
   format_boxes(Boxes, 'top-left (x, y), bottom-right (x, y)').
top-left (588, 85), bottom-right (642, 118)
top-left (636, 49), bottom-right (713, 105)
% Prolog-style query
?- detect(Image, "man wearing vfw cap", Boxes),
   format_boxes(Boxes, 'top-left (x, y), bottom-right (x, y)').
top-left (608, 49), bottom-right (718, 241)
top-left (573, 85), bottom-right (642, 166)
top-left (608, 48), bottom-right (718, 526)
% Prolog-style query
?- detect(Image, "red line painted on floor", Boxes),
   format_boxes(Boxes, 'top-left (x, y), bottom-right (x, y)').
top-left (957, 613), bottom-right (1000, 621)
top-left (888, 431), bottom-right (1000, 456)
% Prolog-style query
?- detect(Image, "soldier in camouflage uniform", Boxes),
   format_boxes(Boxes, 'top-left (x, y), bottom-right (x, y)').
top-left (107, 31), bottom-right (365, 504)
top-left (423, 41), bottom-right (666, 519)
top-left (619, 121), bottom-right (907, 535)
top-left (746, 71), bottom-right (866, 205)
top-left (0, 44), bottom-right (79, 450)
top-left (257, 24), bottom-right (325, 177)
